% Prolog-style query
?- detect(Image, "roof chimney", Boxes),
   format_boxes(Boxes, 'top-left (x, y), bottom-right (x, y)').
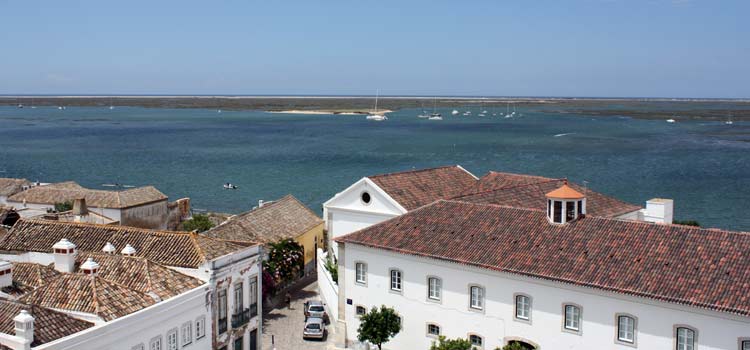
top-left (121, 244), bottom-right (136, 256)
top-left (0, 261), bottom-right (12, 289)
top-left (642, 198), bottom-right (674, 224)
top-left (102, 242), bottom-right (116, 254)
top-left (52, 238), bottom-right (77, 273)
top-left (80, 257), bottom-right (100, 276)
top-left (14, 310), bottom-right (34, 346)
top-left (258, 199), bottom-right (264, 208)
top-left (72, 198), bottom-right (88, 216)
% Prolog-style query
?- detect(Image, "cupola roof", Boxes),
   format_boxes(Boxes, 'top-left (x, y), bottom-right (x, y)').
top-left (545, 182), bottom-right (584, 199)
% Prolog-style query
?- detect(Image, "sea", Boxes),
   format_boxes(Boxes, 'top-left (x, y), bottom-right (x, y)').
top-left (0, 104), bottom-right (748, 231)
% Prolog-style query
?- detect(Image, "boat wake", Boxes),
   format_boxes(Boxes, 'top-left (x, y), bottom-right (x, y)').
top-left (553, 133), bottom-right (575, 137)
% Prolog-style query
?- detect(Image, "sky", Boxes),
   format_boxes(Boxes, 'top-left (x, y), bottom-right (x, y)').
top-left (0, 0), bottom-right (748, 98)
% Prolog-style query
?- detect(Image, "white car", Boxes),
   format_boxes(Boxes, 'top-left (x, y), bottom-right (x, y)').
top-left (303, 317), bottom-right (326, 340)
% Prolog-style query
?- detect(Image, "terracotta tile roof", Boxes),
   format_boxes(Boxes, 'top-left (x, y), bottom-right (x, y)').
top-left (336, 200), bottom-right (750, 317)
top-left (456, 172), bottom-right (641, 218)
top-left (545, 183), bottom-right (585, 199)
top-left (204, 195), bottom-right (322, 244)
top-left (0, 219), bottom-right (249, 268)
top-left (0, 300), bottom-right (93, 347)
top-left (0, 178), bottom-right (31, 197)
top-left (367, 165), bottom-right (478, 210)
top-left (1, 262), bottom-right (60, 297)
top-left (19, 274), bottom-right (157, 321)
top-left (75, 253), bottom-right (204, 300)
top-left (7, 182), bottom-right (167, 209)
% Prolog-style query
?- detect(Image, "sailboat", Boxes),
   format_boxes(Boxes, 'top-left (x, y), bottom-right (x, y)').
top-left (108, 97), bottom-right (115, 110)
top-left (451, 110), bottom-right (459, 116)
top-left (366, 90), bottom-right (388, 121)
top-left (725, 115), bottom-right (734, 125)
top-left (417, 101), bottom-right (430, 118)
top-left (429, 97), bottom-right (441, 118)
top-left (478, 101), bottom-right (486, 117)
top-left (504, 103), bottom-right (512, 118)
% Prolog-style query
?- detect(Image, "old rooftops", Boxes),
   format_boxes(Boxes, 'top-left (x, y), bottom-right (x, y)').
top-left (366, 165), bottom-right (478, 210)
top-left (0, 178), bottom-right (31, 197)
top-left (0, 300), bottom-right (93, 347)
top-left (335, 200), bottom-right (750, 317)
top-left (7, 182), bottom-right (167, 209)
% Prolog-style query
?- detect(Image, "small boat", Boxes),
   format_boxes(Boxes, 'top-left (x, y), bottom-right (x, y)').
top-left (428, 116), bottom-right (443, 120)
top-left (417, 111), bottom-right (430, 118)
top-left (109, 106), bottom-right (115, 110)
top-left (464, 111), bottom-right (471, 115)
top-left (217, 109), bottom-right (222, 113)
top-left (366, 90), bottom-right (387, 121)
top-left (17, 104), bottom-right (23, 108)
top-left (58, 106), bottom-right (64, 110)
top-left (725, 116), bottom-right (734, 125)
top-left (482, 110), bottom-right (488, 114)
top-left (666, 119), bottom-right (676, 123)
top-left (451, 110), bottom-right (459, 116)
top-left (223, 183), bottom-right (238, 190)
top-left (478, 113), bottom-right (486, 117)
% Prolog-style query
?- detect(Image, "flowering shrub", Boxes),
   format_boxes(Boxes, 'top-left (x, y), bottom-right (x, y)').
top-left (263, 239), bottom-right (304, 287)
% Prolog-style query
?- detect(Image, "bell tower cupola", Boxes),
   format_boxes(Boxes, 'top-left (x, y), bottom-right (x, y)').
top-left (546, 180), bottom-right (586, 224)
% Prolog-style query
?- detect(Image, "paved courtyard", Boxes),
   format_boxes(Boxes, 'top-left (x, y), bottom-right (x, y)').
top-left (262, 281), bottom-right (341, 350)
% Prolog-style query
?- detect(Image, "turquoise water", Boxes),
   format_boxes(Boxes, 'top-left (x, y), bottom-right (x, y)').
top-left (0, 105), bottom-right (748, 231)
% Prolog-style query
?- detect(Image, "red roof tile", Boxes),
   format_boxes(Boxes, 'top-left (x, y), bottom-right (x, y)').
top-left (0, 300), bottom-right (93, 346)
top-left (336, 200), bottom-right (750, 317)
top-left (368, 165), bottom-right (477, 210)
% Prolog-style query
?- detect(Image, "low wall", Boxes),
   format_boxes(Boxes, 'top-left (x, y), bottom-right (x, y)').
top-left (316, 249), bottom-right (339, 321)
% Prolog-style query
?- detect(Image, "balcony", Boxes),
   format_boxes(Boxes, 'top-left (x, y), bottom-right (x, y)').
top-left (249, 303), bottom-right (258, 318)
top-left (231, 308), bottom-right (250, 328)
top-left (218, 317), bottom-right (228, 334)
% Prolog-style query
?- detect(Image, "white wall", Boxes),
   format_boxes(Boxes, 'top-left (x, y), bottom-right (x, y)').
top-left (327, 209), bottom-right (398, 259)
top-left (38, 285), bottom-right (211, 350)
top-left (317, 249), bottom-right (339, 321)
top-left (341, 244), bottom-right (750, 350)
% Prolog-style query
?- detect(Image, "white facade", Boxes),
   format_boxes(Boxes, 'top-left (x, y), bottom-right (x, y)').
top-left (339, 244), bottom-right (750, 350)
top-left (6, 200), bottom-right (169, 230)
top-left (323, 178), bottom-right (406, 258)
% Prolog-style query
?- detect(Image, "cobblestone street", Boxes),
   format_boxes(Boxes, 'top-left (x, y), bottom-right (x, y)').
top-left (262, 281), bottom-right (341, 350)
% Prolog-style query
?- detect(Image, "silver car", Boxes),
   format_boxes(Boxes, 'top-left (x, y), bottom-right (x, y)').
top-left (304, 300), bottom-right (329, 323)
top-left (303, 317), bottom-right (326, 340)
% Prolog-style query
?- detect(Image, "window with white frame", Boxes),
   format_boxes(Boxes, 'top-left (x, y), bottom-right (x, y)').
top-left (181, 321), bottom-right (192, 346)
top-left (234, 282), bottom-right (244, 314)
top-left (564, 304), bottom-right (581, 331)
top-left (515, 294), bottom-right (530, 320)
top-left (166, 329), bottom-right (178, 350)
top-left (195, 316), bottom-right (206, 339)
top-left (469, 286), bottom-right (484, 310)
top-left (617, 315), bottom-right (635, 343)
top-left (469, 334), bottom-right (483, 348)
top-left (427, 277), bottom-right (441, 301)
top-left (355, 262), bottom-right (367, 284)
top-left (390, 269), bottom-right (402, 291)
top-left (676, 327), bottom-right (695, 350)
top-left (150, 336), bottom-right (163, 350)
top-left (132, 344), bottom-right (145, 350)
top-left (427, 323), bottom-right (440, 336)
top-left (249, 278), bottom-right (258, 306)
top-left (356, 305), bottom-right (367, 316)
top-left (742, 340), bottom-right (750, 350)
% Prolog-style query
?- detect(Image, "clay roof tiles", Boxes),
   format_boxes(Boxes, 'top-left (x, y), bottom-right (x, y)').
top-left (0, 300), bottom-right (93, 347)
top-left (367, 165), bottom-right (478, 210)
top-left (336, 200), bottom-right (750, 317)
top-left (7, 182), bottom-right (167, 209)
top-left (0, 178), bottom-right (30, 197)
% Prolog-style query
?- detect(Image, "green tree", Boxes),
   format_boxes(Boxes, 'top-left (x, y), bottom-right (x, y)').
top-left (430, 336), bottom-right (473, 350)
top-left (324, 256), bottom-right (338, 283)
top-left (497, 341), bottom-right (535, 350)
top-left (182, 214), bottom-right (214, 232)
top-left (673, 219), bottom-right (700, 227)
top-left (54, 201), bottom-right (73, 212)
top-left (263, 238), bottom-right (304, 285)
top-left (357, 306), bottom-right (401, 350)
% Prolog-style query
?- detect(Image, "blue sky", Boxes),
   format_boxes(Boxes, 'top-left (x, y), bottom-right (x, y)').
top-left (0, 0), bottom-right (748, 97)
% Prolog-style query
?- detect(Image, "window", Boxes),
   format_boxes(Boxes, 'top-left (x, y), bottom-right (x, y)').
top-left (515, 294), bottom-right (530, 320)
top-left (577, 200), bottom-right (583, 215)
top-left (132, 344), bottom-right (145, 350)
top-left (553, 201), bottom-right (562, 223)
top-left (469, 286), bottom-right (484, 310)
top-left (355, 262), bottom-right (367, 284)
top-left (427, 323), bottom-right (441, 336)
top-left (566, 201), bottom-right (575, 221)
top-left (547, 199), bottom-right (552, 217)
top-left (218, 289), bottom-right (228, 334)
top-left (195, 316), bottom-right (206, 339)
top-left (564, 304), bottom-right (581, 332)
top-left (166, 329), bottom-right (178, 350)
top-left (742, 340), bottom-right (750, 350)
top-left (469, 334), bottom-right (483, 348)
top-left (234, 283), bottom-right (244, 314)
top-left (361, 192), bottom-right (371, 204)
top-left (249, 278), bottom-right (258, 305)
top-left (390, 269), bottom-right (402, 291)
top-left (617, 315), bottom-right (635, 343)
top-left (427, 277), bottom-right (441, 301)
top-left (150, 336), bottom-right (162, 350)
top-left (676, 327), bottom-right (695, 350)
top-left (234, 336), bottom-right (243, 350)
top-left (181, 322), bottom-right (192, 346)
top-left (356, 305), bottom-right (367, 316)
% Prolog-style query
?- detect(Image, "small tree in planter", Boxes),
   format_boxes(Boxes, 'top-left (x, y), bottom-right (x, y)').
top-left (430, 336), bottom-right (473, 350)
top-left (263, 239), bottom-right (304, 287)
top-left (357, 306), bottom-right (401, 350)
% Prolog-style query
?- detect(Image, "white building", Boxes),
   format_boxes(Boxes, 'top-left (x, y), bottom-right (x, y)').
top-left (333, 185), bottom-right (750, 350)
top-left (324, 166), bottom-right (673, 260)
top-left (0, 219), bottom-right (262, 350)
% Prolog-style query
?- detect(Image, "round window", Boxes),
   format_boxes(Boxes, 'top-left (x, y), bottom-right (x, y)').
top-left (361, 192), bottom-right (371, 204)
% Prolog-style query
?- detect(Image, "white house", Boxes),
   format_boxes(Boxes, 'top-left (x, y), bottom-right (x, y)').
top-left (324, 166), bottom-right (673, 260)
top-left (334, 186), bottom-right (750, 350)
top-left (0, 219), bottom-right (262, 350)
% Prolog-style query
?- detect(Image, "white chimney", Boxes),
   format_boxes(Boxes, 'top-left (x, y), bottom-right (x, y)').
top-left (0, 261), bottom-right (12, 289)
top-left (80, 257), bottom-right (99, 276)
top-left (121, 244), bottom-right (136, 256)
top-left (52, 238), bottom-right (77, 273)
top-left (258, 200), bottom-right (264, 208)
top-left (642, 198), bottom-right (674, 224)
top-left (14, 310), bottom-right (34, 346)
top-left (102, 242), bottom-right (116, 254)
top-left (72, 198), bottom-right (88, 222)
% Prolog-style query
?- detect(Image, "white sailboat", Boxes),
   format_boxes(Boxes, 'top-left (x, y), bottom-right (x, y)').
top-left (429, 97), bottom-right (441, 119)
top-left (451, 110), bottom-right (459, 116)
top-left (725, 115), bottom-right (734, 125)
top-left (504, 103), bottom-right (512, 118)
top-left (666, 119), bottom-right (676, 123)
top-left (366, 90), bottom-right (388, 121)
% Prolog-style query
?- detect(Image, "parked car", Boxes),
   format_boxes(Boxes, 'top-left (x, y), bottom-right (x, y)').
top-left (303, 317), bottom-right (326, 340)
top-left (304, 300), bottom-right (329, 323)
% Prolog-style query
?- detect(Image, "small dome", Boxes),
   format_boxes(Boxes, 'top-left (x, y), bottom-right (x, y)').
top-left (546, 183), bottom-right (584, 199)
top-left (102, 242), bottom-right (116, 254)
top-left (14, 310), bottom-right (34, 323)
top-left (80, 257), bottom-right (100, 273)
top-left (52, 238), bottom-right (77, 250)
top-left (121, 244), bottom-right (136, 256)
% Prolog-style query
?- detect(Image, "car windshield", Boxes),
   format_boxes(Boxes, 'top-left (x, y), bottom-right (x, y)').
top-left (307, 324), bottom-right (321, 330)
top-left (309, 306), bottom-right (324, 312)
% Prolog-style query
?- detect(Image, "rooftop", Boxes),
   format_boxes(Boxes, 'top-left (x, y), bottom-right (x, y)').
top-left (0, 300), bottom-right (93, 347)
top-left (0, 219), bottom-right (249, 268)
top-left (367, 165), bottom-right (477, 210)
top-left (7, 182), bottom-right (167, 209)
top-left (204, 194), bottom-right (322, 243)
top-left (1, 262), bottom-right (60, 297)
top-left (336, 200), bottom-right (750, 317)
top-left (0, 178), bottom-right (31, 197)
